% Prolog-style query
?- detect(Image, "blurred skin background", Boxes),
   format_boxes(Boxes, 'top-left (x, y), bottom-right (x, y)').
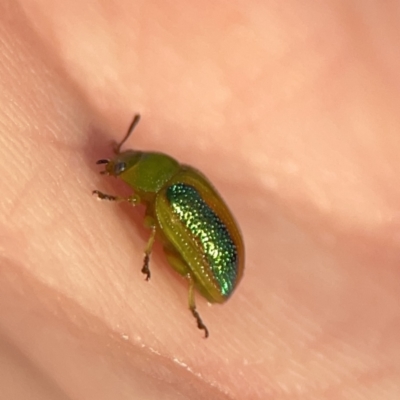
top-left (1, 1), bottom-right (400, 399)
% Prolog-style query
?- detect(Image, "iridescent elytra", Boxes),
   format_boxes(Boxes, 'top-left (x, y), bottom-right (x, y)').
top-left (93, 115), bottom-right (244, 337)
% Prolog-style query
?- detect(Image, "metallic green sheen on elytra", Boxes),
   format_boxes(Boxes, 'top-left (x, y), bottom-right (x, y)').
top-left (93, 114), bottom-right (244, 337)
top-left (166, 183), bottom-right (238, 297)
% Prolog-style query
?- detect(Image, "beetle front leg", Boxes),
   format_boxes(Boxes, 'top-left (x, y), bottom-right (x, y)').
top-left (92, 190), bottom-right (140, 205)
top-left (188, 275), bottom-right (209, 338)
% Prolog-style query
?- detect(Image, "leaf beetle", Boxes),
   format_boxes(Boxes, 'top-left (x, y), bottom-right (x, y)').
top-left (93, 115), bottom-right (244, 337)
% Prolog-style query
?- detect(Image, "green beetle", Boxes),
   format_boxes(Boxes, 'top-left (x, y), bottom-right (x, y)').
top-left (93, 115), bottom-right (244, 337)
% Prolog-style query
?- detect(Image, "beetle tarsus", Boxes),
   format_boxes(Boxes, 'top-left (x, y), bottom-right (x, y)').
top-left (191, 308), bottom-right (209, 338)
top-left (92, 190), bottom-right (117, 201)
top-left (142, 226), bottom-right (156, 281)
top-left (142, 254), bottom-right (151, 281)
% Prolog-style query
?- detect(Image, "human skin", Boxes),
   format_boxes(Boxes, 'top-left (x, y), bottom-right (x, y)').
top-left (0, 1), bottom-right (400, 399)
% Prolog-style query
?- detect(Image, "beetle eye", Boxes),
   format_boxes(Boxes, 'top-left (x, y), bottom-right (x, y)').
top-left (114, 162), bottom-right (126, 175)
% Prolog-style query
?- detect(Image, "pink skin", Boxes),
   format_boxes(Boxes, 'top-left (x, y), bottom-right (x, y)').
top-left (1, 1), bottom-right (400, 399)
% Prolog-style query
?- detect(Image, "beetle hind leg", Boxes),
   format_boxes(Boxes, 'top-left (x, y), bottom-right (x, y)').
top-left (163, 249), bottom-right (209, 337)
top-left (188, 275), bottom-right (209, 338)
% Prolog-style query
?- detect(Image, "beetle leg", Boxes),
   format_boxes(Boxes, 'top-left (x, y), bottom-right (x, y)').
top-left (163, 247), bottom-right (189, 276)
top-left (162, 250), bottom-right (209, 336)
top-left (92, 190), bottom-right (139, 205)
top-left (142, 224), bottom-right (156, 281)
top-left (188, 275), bottom-right (209, 338)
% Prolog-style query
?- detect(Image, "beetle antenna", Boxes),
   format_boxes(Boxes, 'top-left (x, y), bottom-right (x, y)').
top-left (114, 114), bottom-right (141, 154)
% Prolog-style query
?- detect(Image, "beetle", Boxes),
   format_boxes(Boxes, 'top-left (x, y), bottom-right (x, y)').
top-left (93, 114), bottom-right (244, 337)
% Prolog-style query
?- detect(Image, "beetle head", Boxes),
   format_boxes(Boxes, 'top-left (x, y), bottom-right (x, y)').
top-left (96, 150), bottom-right (142, 177)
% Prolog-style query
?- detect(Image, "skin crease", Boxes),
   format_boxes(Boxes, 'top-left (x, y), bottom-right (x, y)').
top-left (0, 0), bottom-right (400, 399)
